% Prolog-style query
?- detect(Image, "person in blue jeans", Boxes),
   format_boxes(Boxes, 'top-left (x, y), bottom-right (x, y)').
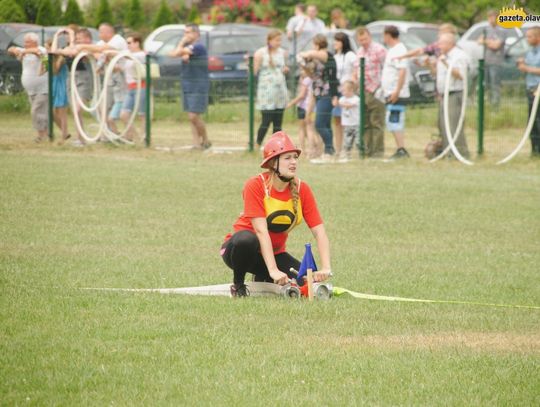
top-left (299, 34), bottom-right (339, 164)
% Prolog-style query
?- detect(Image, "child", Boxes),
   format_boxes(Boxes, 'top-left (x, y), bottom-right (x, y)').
top-left (337, 80), bottom-right (360, 163)
top-left (286, 61), bottom-right (321, 158)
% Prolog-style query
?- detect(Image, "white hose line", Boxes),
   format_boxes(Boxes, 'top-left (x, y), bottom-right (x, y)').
top-left (98, 51), bottom-right (143, 144)
top-left (70, 52), bottom-right (103, 143)
top-left (430, 59), bottom-right (470, 164)
top-left (497, 83), bottom-right (540, 165)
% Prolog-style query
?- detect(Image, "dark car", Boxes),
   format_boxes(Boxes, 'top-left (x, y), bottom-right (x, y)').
top-left (0, 26), bottom-right (99, 95)
top-left (151, 24), bottom-right (270, 101)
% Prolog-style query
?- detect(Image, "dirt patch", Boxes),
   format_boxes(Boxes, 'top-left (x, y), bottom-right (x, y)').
top-left (307, 332), bottom-right (540, 354)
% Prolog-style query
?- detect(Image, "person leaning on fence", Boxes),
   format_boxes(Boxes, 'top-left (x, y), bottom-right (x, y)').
top-left (57, 27), bottom-right (94, 147)
top-left (436, 33), bottom-right (470, 159)
top-left (299, 34), bottom-right (339, 164)
top-left (337, 80), bottom-right (360, 163)
top-left (169, 23), bottom-right (211, 150)
top-left (478, 10), bottom-right (508, 110)
top-left (220, 131), bottom-right (332, 297)
top-left (353, 26), bottom-right (387, 158)
top-left (517, 26), bottom-right (540, 157)
top-left (7, 32), bottom-right (49, 143)
top-left (381, 25), bottom-right (410, 160)
top-left (48, 29), bottom-right (74, 144)
top-left (254, 29), bottom-right (289, 148)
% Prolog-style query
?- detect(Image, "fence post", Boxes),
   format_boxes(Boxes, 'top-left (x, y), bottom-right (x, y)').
top-left (47, 52), bottom-right (54, 141)
top-left (145, 54), bottom-right (151, 148)
top-left (358, 57), bottom-right (365, 157)
top-left (477, 59), bottom-right (485, 155)
top-left (248, 55), bottom-right (254, 152)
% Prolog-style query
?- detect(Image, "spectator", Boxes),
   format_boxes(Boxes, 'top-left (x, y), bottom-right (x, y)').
top-left (337, 80), bottom-right (360, 163)
top-left (332, 32), bottom-right (356, 156)
top-left (75, 23), bottom-right (128, 137)
top-left (7, 33), bottom-right (49, 142)
top-left (396, 23), bottom-right (458, 66)
top-left (286, 3), bottom-right (306, 42)
top-left (169, 24), bottom-right (211, 149)
top-left (286, 60), bottom-right (319, 158)
top-left (48, 29), bottom-right (73, 143)
top-left (381, 25), bottom-right (410, 160)
top-left (354, 27), bottom-right (386, 158)
top-left (517, 27), bottom-right (540, 157)
top-left (329, 8), bottom-right (348, 30)
top-left (300, 34), bottom-right (339, 164)
top-left (436, 33), bottom-right (469, 158)
top-left (56, 27), bottom-right (94, 147)
top-left (478, 10), bottom-right (507, 110)
top-left (120, 32), bottom-right (146, 142)
top-left (254, 30), bottom-right (289, 148)
top-left (294, 4), bottom-right (325, 53)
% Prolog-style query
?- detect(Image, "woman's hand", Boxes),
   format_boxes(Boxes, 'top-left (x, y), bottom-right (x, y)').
top-left (269, 269), bottom-right (289, 285)
top-left (313, 268), bottom-right (332, 282)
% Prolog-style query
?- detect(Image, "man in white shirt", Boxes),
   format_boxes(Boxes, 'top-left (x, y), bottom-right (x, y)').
top-left (436, 32), bottom-right (469, 158)
top-left (286, 3), bottom-right (306, 42)
top-left (294, 4), bottom-right (325, 52)
top-left (8, 32), bottom-right (48, 142)
top-left (381, 25), bottom-right (410, 159)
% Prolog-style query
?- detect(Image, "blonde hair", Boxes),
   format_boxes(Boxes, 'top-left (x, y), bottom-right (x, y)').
top-left (267, 29), bottom-right (282, 68)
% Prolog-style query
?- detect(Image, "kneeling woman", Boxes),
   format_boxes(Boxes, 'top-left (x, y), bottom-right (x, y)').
top-left (221, 131), bottom-right (332, 297)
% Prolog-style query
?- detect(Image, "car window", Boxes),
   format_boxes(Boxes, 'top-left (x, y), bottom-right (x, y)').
top-left (401, 33), bottom-right (427, 50)
top-left (209, 35), bottom-right (266, 54)
top-left (0, 29), bottom-right (11, 49)
top-left (155, 29), bottom-right (184, 42)
top-left (408, 27), bottom-right (438, 45)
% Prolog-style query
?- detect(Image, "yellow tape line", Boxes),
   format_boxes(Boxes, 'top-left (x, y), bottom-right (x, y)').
top-left (333, 287), bottom-right (540, 310)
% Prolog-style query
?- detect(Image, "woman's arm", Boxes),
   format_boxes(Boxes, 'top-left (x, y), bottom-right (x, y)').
top-left (310, 223), bottom-right (331, 282)
top-left (251, 217), bottom-right (290, 285)
top-left (300, 49), bottom-right (328, 62)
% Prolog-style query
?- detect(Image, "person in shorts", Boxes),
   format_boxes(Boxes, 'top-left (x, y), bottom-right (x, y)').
top-left (337, 80), bottom-right (360, 162)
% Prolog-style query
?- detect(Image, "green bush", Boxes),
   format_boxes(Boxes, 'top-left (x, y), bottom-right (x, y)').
top-left (152, 0), bottom-right (174, 29)
top-left (95, 0), bottom-right (113, 27)
top-left (126, 0), bottom-right (144, 29)
top-left (35, 0), bottom-right (56, 26)
top-left (0, 0), bottom-right (26, 23)
top-left (62, 0), bottom-right (85, 25)
top-left (0, 93), bottom-right (30, 113)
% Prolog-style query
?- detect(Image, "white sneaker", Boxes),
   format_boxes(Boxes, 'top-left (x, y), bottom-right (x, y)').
top-left (310, 154), bottom-right (335, 164)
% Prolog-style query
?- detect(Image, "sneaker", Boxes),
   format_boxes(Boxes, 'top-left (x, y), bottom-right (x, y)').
top-left (389, 148), bottom-right (410, 160)
top-left (230, 283), bottom-right (250, 298)
top-left (310, 154), bottom-right (335, 164)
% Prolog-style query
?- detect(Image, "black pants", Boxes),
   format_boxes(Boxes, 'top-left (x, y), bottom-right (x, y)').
top-left (527, 91), bottom-right (540, 155)
top-left (257, 109), bottom-right (284, 145)
top-left (221, 230), bottom-right (300, 284)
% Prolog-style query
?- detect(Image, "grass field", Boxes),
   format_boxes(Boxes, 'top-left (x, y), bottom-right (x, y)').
top-left (1, 113), bottom-right (539, 405)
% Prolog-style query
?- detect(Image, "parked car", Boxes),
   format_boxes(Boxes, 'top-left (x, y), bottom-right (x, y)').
top-left (0, 23), bottom-right (41, 94)
top-left (0, 26), bottom-right (99, 95)
top-left (151, 24), bottom-right (270, 101)
top-left (367, 21), bottom-right (439, 104)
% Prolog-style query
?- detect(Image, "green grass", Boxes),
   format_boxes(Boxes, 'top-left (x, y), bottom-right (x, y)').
top-left (0, 116), bottom-right (539, 405)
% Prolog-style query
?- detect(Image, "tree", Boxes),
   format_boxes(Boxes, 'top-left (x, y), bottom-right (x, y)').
top-left (153, 0), bottom-right (175, 29)
top-left (15, 0), bottom-right (39, 22)
top-left (0, 0), bottom-right (26, 23)
top-left (95, 0), bottom-right (113, 27)
top-left (126, 0), bottom-right (144, 29)
top-left (35, 0), bottom-right (57, 26)
top-left (62, 0), bottom-right (85, 25)
top-left (187, 5), bottom-right (201, 24)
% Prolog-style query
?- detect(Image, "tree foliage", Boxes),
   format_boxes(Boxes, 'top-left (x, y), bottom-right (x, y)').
top-left (62, 0), bottom-right (85, 25)
top-left (15, 0), bottom-right (39, 22)
top-left (95, 0), bottom-right (113, 27)
top-left (35, 0), bottom-right (56, 26)
top-left (0, 0), bottom-right (26, 23)
top-left (126, 0), bottom-right (144, 29)
top-left (153, 0), bottom-right (174, 29)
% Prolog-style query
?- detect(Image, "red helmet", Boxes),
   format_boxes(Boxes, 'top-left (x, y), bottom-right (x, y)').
top-left (260, 131), bottom-right (301, 168)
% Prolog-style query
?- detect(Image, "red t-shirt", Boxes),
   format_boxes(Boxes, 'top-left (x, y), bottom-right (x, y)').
top-left (225, 173), bottom-right (323, 254)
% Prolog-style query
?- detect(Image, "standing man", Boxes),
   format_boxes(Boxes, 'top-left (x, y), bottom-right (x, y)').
top-left (381, 25), bottom-right (410, 159)
top-left (286, 3), bottom-right (305, 42)
top-left (478, 9), bottom-right (507, 110)
top-left (354, 26), bottom-right (387, 158)
top-left (7, 33), bottom-right (48, 142)
top-left (169, 24), bottom-right (211, 150)
top-left (436, 33), bottom-right (469, 158)
top-left (517, 26), bottom-right (540, 157)
top-left (294, 4), bottom-right (325, 53)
